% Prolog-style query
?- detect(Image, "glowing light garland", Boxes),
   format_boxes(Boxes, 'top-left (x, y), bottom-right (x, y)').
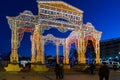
top-left (7, 0), bottom-right (102, 64)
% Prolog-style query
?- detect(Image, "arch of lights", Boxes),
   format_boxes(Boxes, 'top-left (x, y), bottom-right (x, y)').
top-left (7, 0), bottom-right (102, 66)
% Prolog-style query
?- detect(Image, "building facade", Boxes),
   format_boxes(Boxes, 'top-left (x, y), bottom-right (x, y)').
top-left (100, 38), bottom-right (120, 60)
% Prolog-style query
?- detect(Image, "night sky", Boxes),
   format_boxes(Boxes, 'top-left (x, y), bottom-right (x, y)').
top-left (0, 0), bottom-right (120, 57)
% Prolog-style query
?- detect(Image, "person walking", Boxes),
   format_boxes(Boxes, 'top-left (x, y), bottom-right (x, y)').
top-left (113, 63), bottom-right (117, 71)
top-left (54, 63), bottom-right (60, 80)
top-left (98, 62), bottom-right (110, 80)
top-left (59, 63), bottom-right (64, 80)
top-left (89, 63), bottom-right (95, 74)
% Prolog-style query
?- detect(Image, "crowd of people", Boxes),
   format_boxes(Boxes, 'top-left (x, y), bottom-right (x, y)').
top-left (54, 62), bottom-right (111, 80)
top-left (22, 61), bottom-right (117, 80)
top-left (88, 62), bottom-right (110, 80)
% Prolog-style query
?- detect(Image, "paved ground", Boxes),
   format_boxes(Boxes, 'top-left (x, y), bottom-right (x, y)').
top-left (0, 70), bottom-right (120, 80)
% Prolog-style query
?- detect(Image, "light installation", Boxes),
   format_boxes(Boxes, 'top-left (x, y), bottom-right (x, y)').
top-left (6, 0), bottom-right (102, 71)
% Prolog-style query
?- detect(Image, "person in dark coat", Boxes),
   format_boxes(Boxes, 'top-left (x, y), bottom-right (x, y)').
top-left (89, 63), bottom-right (95, 74)
top-left (59, 63), bottom-right (64, 79)
top-left (113, 63), bottom-right (117, 71)
top-left (98, 62), bottom-right (110, 80)
top-left (54, 63), bottom-right (60, 80)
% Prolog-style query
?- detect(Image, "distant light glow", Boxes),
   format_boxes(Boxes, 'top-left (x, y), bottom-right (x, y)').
top-left (109, 57), bottom-right (112, 59)
top-left (115, 56), bottom-right (118, 59)
top-left (119, 52), bottom-right (120, 54)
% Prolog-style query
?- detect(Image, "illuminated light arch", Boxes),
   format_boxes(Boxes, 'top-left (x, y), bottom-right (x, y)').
top-left (6, 0), bottom-right (102, 71)
top-left (67, 31), bottom-right (79, 52)
top-left (17, 26), bottom-right (34, 47)
top-left (68, 38), bottom-right (78, 49)
top-left (84, 36), bottom-right (96, 52)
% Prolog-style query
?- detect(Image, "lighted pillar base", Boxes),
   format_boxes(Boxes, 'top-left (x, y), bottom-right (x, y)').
top-left (31, 64), bottom-right (48, 71)
top-left (64, 64), bottom-right (70, 70)
top-left (4, 63), bottom-right (22, 71)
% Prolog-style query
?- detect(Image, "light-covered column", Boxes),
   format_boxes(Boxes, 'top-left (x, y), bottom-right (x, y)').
top-left (56, 42), bottom-right (59, 64)
top-left (35, 25), bottom-right (42, 63)
top-left (63, 42), bottom-right (66, 64)
top-left (10, 21), bottom-right (18, 63)
top-left (95, 39), bottom-right (100, 64)
top-left (81, 40), bottom-right (86, 64)
top-left (41, 39), bottom-right (45, 64)
top-left (78, 30), bottom-right (86, 64)
top-left (30, 35), bottom-right (35, 63)
top-left (77, 38), bottom-right (81, 64)
top-left (63, 39), bottom-right (69, 64)
top-left (63, 39), bottom-right (70, 70)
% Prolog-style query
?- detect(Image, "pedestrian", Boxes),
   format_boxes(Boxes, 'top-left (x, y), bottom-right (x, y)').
top-left (59, 63), bottom-right (64, 80)
top-left (54, 63), bottom-right (60, 80)
top-left (113, 63), bottom-right (117, 71)
top-left (98, 62), bottom-right (110, 80)
top-left (89, 63), bottom-right (95, 74)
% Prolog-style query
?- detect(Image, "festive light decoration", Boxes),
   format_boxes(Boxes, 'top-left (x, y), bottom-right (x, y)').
top-left (7, 0), bottom-right (102, 65)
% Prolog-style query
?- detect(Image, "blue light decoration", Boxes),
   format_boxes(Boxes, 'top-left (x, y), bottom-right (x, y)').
top-left (69, 43), bottom-right (77, 66)
top-left (85, 40), bottom-right (95, 65)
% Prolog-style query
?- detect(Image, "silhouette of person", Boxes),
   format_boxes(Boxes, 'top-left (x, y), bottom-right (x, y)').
top-left (89, 63), bottom-right (95, 74)
top-left (59, 63), bottom-right (64, 79)
top-left (54, 63), bottom-right (60, 80)
top-left (98, 62), bottom-right (110, 80)
top-left (113, 63), bottom-right (117, 71)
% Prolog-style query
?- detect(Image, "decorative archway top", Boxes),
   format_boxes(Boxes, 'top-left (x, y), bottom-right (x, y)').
top-left (83, 22), bottom-right (102, 39)
top-left (7, 10), bottom-right (37, 29)
top-left (7, 0), bottom-right (84, 32)
top-left (84, 36), bottom-right (96, 42)
top-left (37, 0), bottom-right (83, 14)
top-left (83, 22), bottom-right (99, 32)
top-left (67, 31), bottom-right (79, 39)
top-left (42, 34), bottom-right (65, 45)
